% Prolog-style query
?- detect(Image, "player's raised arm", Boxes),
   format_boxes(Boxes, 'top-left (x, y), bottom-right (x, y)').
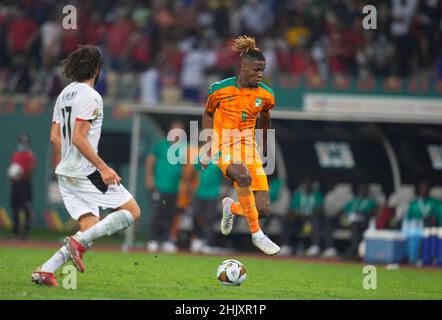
top-left (72, 120), bottom-right (121, 185)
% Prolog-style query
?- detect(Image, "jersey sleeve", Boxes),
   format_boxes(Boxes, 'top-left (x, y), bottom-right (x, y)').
top-left (205, 89), bottom-right (220, 112)
top-left (77, 96), bottom-right (102, 121)
top-left (263, 92), bottom-right (275, 112)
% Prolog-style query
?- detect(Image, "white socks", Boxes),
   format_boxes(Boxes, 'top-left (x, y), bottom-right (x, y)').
top-left (252, 229), bottom-right (264, 239)
top-left (40, 210), bottom-right (133, 273)
top-left (41, 231), bottom-right (92, 273)
top-left (41, 246), bottom-right (70, 273)
top-left (74, 209), bottom-right (134, 247)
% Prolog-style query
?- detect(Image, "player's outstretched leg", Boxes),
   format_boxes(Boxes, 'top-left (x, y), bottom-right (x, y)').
top-left (226, 164), bottom-right (280, 255)
top-left (66, 198), bottom-right (141, 272)
top-left (32, 230), bottom-right (93, 286)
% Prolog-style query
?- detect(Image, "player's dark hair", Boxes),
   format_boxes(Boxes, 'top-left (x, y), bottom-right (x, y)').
top-left (59, 45), bottom-right (105, 82)
top-left (231, 35), bottom-right (265, 62)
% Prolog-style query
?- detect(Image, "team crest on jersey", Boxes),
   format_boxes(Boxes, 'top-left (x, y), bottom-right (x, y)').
top-left (255, 97), bottom-right (263, 108)
top-left (92, 108), bottom-right (100, 120)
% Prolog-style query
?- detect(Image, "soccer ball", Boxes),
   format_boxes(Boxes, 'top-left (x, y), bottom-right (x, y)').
top-left (216, 259), bottom-right (246, 286)
top-left (7, 163), bottom-right (23, 180)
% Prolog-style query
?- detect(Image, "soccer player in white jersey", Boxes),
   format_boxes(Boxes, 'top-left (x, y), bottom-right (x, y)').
top-left (32, 45), bottom-right (141, 287)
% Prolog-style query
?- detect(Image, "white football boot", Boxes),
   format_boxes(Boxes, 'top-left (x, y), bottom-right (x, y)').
top-left (220, 197), bottom-right (235, 235)
top-left (252, 230), bottom-right (280, 255)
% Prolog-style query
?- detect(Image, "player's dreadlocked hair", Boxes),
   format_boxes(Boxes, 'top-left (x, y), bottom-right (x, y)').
top-left (59, 45), bottom-right (105, 82)
top-left (231, 35), bottom-right (265, 61)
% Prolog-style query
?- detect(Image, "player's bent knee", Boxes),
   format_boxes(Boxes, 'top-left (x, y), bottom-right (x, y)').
top-left (119, 198), bottom-right (141, 220)
top-left (236, 172), bottom-right (252, 187)
top-left (78, 213), bottom-right (99, 231)
top-left (130, 202), bottom-right (141, 220)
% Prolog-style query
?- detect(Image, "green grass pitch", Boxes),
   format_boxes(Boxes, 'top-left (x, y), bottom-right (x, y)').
top-left (1, 247), bottom-right (441, 300)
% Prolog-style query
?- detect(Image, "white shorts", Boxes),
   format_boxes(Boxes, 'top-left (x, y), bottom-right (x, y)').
top-left (58, 171), bottom-right (133, 220)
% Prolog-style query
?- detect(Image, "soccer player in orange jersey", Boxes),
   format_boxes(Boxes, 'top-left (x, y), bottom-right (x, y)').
top-left (201, 36), bottom-right (280, 255)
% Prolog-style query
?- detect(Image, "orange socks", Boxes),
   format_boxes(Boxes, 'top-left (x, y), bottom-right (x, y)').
top-left (230, 202), bottom-right (245, 216)
top-left (236, 186), bottom-right (261, 233)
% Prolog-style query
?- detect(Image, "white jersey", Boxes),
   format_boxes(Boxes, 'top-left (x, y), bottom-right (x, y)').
top-left (52, 82), bottom-right (103, 178)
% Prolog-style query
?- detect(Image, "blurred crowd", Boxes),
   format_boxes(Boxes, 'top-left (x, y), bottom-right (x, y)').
top-left (0, 0), bottom-right (441, 102)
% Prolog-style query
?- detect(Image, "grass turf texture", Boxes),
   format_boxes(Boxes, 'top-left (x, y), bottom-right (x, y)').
top-left (1, 247), bottom-right (441, 300)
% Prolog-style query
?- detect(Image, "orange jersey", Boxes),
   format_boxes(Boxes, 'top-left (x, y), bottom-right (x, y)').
top-left (205, 76), bottom-right (275, 146)
top-left (205, 77), bottom-right (275, 191)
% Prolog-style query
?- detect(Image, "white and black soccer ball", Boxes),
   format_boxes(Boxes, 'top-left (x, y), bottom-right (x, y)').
top-left (216, 259), bottom-right (246, 286)
top-left (7, 163), bottom-right (23, 180)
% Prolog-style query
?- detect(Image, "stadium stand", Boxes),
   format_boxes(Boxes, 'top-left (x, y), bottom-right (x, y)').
top-left (0, 0), bottom-right (441, 100)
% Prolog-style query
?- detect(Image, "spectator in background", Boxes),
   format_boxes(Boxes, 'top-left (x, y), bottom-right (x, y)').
top-left (285, 17), bottom-right (311, 49)
top-left (279, 178), bottom-right (324, 257)
top-left (372, 35), bottom-right (395, 77)
top-left (130, 29), bottom-right (152, 71)
top-left (7, 9), bottom-right (38, 58)
top-left (416, 0), bottom-right (442, 68)
top-left (215, 37), bottom-right (239, 78)
top-left (262, 38), bottom-right (278, 78)
top-left (228, 1), bottom-right (243, 36)
top-left (390, 0), bottom-right (418, 76)
top-left (341, 183), bottom-right (378, 260)
top-left (403, 181), bottom-right (439, 264)
top-left (130, 7), bottom-right (152, 71)
top-left (269, 175), bottom-right (282, 205)
top-left (8, 134), bottom-right (37, 240)
top-left (1, 0), bottom-right (441, 100)
top-left (44, 65), bottom-right (64, 99)
top-left (139, 61), bottom-right (161, 106)
top-left (406, 181), bottom-right (439, 226)
top-left (83, 11), bottom-right (107, 46)
top-left (106, 8), bottom-right (133, 71)
top-left (240, 0), bottom-right (273, 36)
top-left (179, 39), bottom-right (215, 103)
top-left (40, 10), bottom-right (62, 70)
top-left (7, 54), bottom-right (32, 93)
top-left (145, 121), bottom-right (186, 253)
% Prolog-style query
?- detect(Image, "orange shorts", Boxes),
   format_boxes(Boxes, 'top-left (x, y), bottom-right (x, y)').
top-left (213, 143), bottom-right (269, 191)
